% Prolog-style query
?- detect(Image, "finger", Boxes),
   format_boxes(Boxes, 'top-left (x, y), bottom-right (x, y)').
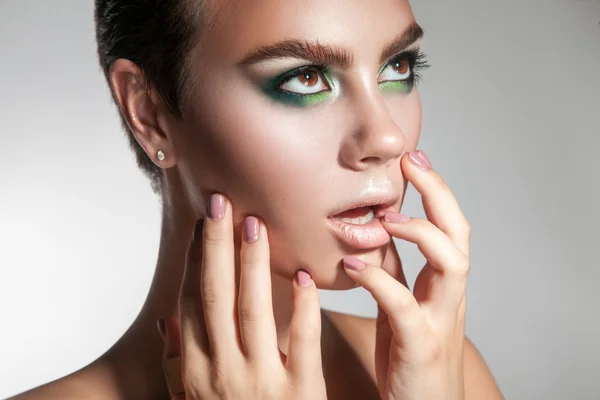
top-left (400, 151), bottom-right (471, 257)
top-left (377, 240), bottom-right (408, 335)
top-left (178, 219), bottom-right (209, 353)
top-left (161, 316), bottom-right (186, 400)
top-left (342, 256), bottom-right (427, 346)
top-left (286, 270), bottom-right (324, 382)
top-left (381, 215), bottom-right (469, 311)
top-left (381, 240), bottom-right (408, 288)
top-left (202, 193), bottom-right (238, 359)
top-left (237, 216), bottom-right (280, 365)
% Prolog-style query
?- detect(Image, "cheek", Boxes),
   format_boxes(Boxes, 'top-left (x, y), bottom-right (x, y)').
top-left (182, 86), bottom-right (344, 221)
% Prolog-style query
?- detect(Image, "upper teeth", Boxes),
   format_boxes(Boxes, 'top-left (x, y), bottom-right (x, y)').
top-left (335, 208), bottom-right (375, 225)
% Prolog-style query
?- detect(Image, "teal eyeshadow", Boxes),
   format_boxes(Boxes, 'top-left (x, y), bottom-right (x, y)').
top-left (261, 69), bottom-right (333, 107)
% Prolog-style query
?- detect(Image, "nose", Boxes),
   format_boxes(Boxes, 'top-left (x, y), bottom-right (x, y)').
top-left (338, 96), bottom-right (406, 171)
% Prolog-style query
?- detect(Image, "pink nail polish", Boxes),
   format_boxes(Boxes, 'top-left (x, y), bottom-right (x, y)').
top-left (244, 216), bottom-right (259, 243)
top-left (296, 270), bottom-right (312, 287)
top-left (409, 151), bottom-right (430, 171)
top-left (343, 256), bottom-right (366, 271)
top-left (208, 194), bottom-right (225, 220)
top-left (384, 212), bottom-right (410, 223)
top-left (417, 150), bottom-right (432, 169)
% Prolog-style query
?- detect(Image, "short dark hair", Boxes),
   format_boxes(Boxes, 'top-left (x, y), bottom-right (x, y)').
top-left (94, 0), bottom-right (203, 195)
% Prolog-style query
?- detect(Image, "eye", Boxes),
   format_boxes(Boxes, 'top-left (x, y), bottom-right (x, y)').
top-left (280, 68), bottom-right (330, 95)
top-left (378, 57), bottom-right (412, 83)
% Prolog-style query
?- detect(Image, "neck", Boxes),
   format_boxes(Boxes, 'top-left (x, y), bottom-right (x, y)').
top-left (102, 176), bottom-right (296, 396)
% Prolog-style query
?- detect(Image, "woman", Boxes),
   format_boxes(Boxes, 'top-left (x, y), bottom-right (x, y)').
top-left (16, 0), bottom-right (502, 398)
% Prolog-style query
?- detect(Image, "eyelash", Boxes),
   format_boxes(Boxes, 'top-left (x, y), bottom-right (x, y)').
top-left (383, 50), bottom-right (430, 84)
top-left (274, 50), bottom-right (430, 96)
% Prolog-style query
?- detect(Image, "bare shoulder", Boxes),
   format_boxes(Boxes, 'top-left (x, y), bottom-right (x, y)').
top-left (322, 310), bottom-right (503, 399)
top-left (463, 337), bottom-right (504, 399)
top-left (9, 360), bottom-right (124, 400)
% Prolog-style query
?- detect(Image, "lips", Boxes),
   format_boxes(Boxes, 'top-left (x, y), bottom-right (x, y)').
top-left (333, 206), bottom-right (375, 225)
top-left (327, 195), bottom-right (400, 250)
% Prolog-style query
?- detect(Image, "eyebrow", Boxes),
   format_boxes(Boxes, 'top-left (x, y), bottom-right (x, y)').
top-left (379, 22), bottom-right (424, 63)
top-left (239, 21), bottom-right (424, 69)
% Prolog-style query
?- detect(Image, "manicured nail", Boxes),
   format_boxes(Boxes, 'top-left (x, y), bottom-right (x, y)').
top-left (208, 194), bottom-right (225, 220)
top-left (384, 212), bottom-right (411, 223)
top-left (244, 216), bottom-right (260, 243)
top-left (157, 318), bottom-right (166, 340)
top-left (296, 270), bottom-right (312, 287)
top-left (418, 150), bottom-right (432, 169)
top-left (409, 151), bottom-right (431, 171)
top-left (343, 256), bottom-right (366, 271)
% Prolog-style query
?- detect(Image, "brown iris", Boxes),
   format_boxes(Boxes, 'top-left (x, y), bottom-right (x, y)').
top-left (393, 59), bottom-right (409, 75)
top-left (298, 70), bottom-right (319, 86)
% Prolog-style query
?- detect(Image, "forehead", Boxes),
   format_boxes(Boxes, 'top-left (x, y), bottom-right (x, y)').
top-left (199, 0), bottom-right (416, 62)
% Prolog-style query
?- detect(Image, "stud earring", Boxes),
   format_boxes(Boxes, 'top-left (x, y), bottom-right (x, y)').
top-left (157, 150), bottom-right (165, 161)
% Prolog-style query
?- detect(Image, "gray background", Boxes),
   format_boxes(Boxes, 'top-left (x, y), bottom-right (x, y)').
top-left (1, 1), bottom-right (599, 398)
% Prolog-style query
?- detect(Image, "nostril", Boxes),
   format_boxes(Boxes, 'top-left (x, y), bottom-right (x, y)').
top-left (359, 156), bottom-right (382, 165)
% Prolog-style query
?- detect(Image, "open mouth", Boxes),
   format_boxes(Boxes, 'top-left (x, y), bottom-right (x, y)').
top-left (326, 196), bottom-right (399, 249)
top-left (331, 206), bottom-right (376, 225)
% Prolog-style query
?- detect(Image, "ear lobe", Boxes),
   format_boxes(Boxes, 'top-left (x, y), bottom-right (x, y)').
top-left (109, 59), bottom-right (177, 168)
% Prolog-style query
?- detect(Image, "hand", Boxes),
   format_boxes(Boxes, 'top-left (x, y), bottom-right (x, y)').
top-left (342, 150), bottom-right (470, 400)
top-left (158, 195), bottom-right (327, 399)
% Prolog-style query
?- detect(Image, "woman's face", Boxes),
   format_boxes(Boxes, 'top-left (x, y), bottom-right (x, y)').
top-left (172, 0), bottom-right (423, 289)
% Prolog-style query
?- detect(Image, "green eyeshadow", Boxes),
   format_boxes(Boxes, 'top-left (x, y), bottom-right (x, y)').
top-left (266, 89), bottom-right (330, 107)
top-left (261, 68), bottom-right (333, 107)
top-left (378, 79), bottom-right (414, 94)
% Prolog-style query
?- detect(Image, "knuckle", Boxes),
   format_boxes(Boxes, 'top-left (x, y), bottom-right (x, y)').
top-left (420, 340), bottom-right (444, 366)
top-left (181, 363), bottom-right (203, 397)
top-left (449, 254), bottom-right (470, 276)
top-left (238, 303), bottom-right (261, 325)
top-left (391, 295), bottom-right (418, 316)
top-left (200, 294), bottom-right (220, 321)
top-left (201, 283), bottom-right (219, 309)
top-left (202, 232), bottom-right (224, 250)
top-left (461, 220), bottom-right (472, 236)
top-left (210, 364), bottom-right (232, 397)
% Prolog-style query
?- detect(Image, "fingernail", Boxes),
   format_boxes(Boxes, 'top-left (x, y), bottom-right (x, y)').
top-left (208, 194), bottom-right (225, 220)
top-left (384, 212), bottom-right (411, 223)
top-left (157, 318), bottom-right (166, 339)
top-left (193, 219), bottom-right (204, 243)
top-left (409, 151), bottom-right (431, 171)
top-left (296, 270), bottom-right (312, 287)
top-left (244, 216), bottom-right (260, 243)
top-left (343, 256), bottom-right (366, 271)
top-left (418, 150), bottom-right (432, 169)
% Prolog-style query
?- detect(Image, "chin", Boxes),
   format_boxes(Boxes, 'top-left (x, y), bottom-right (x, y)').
top-left (310, 244), bottom-right (389, 291)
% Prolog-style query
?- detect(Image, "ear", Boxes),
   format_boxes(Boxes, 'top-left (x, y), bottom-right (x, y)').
top-left (109, 59), bottom-right (177, 168)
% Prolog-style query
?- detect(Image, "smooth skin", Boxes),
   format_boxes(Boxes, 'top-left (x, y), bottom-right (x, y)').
top-left (158, 151), bottom-right (502, 400)
top-left (12, 1), bottom-right (503, 398)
